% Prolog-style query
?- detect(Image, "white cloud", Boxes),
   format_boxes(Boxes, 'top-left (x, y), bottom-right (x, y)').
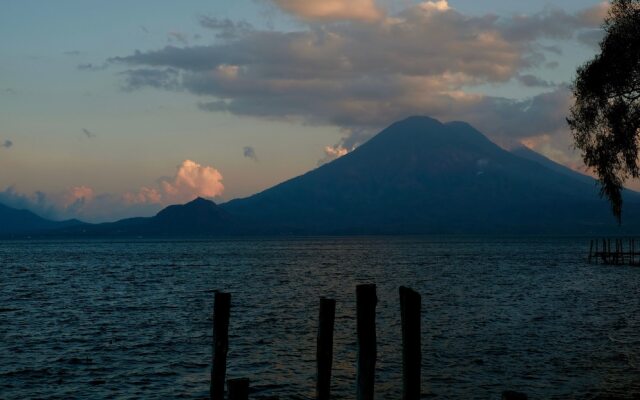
top-left (126, 159), bottom-right (224, 205)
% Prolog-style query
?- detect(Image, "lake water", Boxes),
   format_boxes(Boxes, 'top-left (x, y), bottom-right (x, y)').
top-left (1, 236), bottom-right (640, 399)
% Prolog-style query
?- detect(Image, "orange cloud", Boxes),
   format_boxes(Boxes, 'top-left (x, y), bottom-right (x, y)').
top-left (273, 0), bottom-right (384, 22)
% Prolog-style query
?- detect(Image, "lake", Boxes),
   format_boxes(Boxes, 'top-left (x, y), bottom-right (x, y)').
top-left (1, 236), bottom-right (639, 399)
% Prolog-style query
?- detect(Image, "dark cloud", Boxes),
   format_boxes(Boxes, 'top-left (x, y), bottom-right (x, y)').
top-left (119, 68), bottom-right (180, 91)
top-left (63, 50), bottom-right (85, 56)
top-left (168, 31), bottom-right (189, 45)
top-left (2, 139), bottom-right (13, 149)
top-left (243, 146), bottom-right (258, 161)
top-left (77, 62), bottom-right (107, 71)
top-left (500, 7), bottom-right (597, 42)
top-left (82, 128), bottom-right (96, 139)
top-left (465, 85), bottom-right (572, 140)
top-left (199, 16), bottom-right (253, 40)
top-left (516, 74), bottom-right (555, 88)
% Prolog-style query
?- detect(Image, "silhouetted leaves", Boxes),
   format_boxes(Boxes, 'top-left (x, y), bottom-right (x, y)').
top-left (568, 0), bottom-right (640, 223)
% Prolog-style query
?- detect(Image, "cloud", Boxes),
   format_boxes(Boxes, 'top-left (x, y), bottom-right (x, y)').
top-left (1, 139), bottom-right (12, 149)
top-left (168, 31), bottom-right (189, 45)
top-left (516, 74), bottom-right (554, 88)
top-left (124, 159), bottom-right (224, 205)
top-left (318, 144), bottom-right (349, 165)
top-left (82, 128), bottom-right (96, 138)
top-left (272, 0), bottom-right (384, 22)
top-left (0, 160), bottom-right (224, 223)
top-left (199, 16), bottom-right (253, 40)
top-left (63, 50), bottom-right (85, 56)
top-left (119, 68), bottom-right (180, 91)
top-left (77, 62), bottom-right (107, 71)
top-left (243, 146), bottom-right (258, 161)
top-left (108, 2), bottom-right (606, 165)
top-left (3, 88), bottom-right (17, 95)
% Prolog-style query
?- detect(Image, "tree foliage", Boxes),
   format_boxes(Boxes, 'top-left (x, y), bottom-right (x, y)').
top-left (568, 0), bottom-right (640, 223)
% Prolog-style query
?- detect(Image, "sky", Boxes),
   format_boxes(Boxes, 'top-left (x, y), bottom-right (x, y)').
top-left (0, 0), bottom-right (612, 222)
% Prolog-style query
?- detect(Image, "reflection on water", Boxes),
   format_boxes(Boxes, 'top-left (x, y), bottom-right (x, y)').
top-left (1, 236), bottom-right (640, 399)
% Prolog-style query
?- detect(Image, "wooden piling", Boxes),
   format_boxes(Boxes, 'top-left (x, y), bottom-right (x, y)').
top-left (316, 297), bottom-right (336, 400)
top-left (356, 284), bottom-right (377, 400)
top-left (211, 292), bottom-right (231, 400)
top-left (227, 378), bottom-right (250, 400)
top-left (589, 239), bottom-right (593, 263)
top-left (399, 286), bottom-right (421, 400)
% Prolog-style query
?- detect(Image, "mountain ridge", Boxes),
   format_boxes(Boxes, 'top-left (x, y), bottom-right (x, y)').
top-left (3, 116), bottom-right (639, 236)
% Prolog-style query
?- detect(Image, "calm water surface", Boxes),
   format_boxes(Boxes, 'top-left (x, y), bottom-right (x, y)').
top-left (1, 236), bottom-right (640, 399)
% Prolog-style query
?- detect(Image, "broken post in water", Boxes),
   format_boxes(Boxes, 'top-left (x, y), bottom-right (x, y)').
top-left (356, 284), bottom-right (377, 400)
top-left (211, 291), bottom-right (231, 400)
top-left (400, 286), bottom-right (421, 400)
top-left (316, 297), bottom-right (336, 400)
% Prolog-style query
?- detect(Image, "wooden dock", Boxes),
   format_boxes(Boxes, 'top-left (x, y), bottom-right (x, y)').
top-left (588, 238), bottom-right (640, 265)
top-left (210, 284), bottom-right (528, 400)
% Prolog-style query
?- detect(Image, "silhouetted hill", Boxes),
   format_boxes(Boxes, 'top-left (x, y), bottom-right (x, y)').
top-left (0, 203), bottom-right (85, 235)
top-left (59, 197), bottom-right (231, 236)
top-left (221, 116), bottom-right (640, 234)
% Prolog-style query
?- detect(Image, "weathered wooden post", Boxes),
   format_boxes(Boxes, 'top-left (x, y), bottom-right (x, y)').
top-left (227, 378), bottom-right (250, 400)
top-left (211, 291), bottom-right (231, 400)
top-left (356, 284), bottom-right (377, 400)
top-left (399, 286), bottom-right (421, 400)
top-left (589, 239), bottom-right (593, 263)
top-left (316, 297), bottom-right (336, 400)
top-left (502, 390), bottom-right (528, 400)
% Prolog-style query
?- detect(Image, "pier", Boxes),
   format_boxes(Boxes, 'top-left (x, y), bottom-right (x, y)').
top-left (210, 284), bottom-right (527, 400)
top-left (588, 238), bottom-right (640, 265)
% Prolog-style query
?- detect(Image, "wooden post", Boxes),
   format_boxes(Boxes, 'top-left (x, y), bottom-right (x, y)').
top-left (316, 297), bottom-right (336, 400)
top-left (608, 238), bottom-right (612, 263)
top-left (399, 286), bottom-right (421, 400)
top-left (211, 292), bottom-right (231, 400)
top-left (356, 284), bottom-right (377, 400)
top-left (227, 378), bottom-right (249, 400)
top-left (589, 239), bottom-right (593, 263)
top-left (603, 238), bottom-right (607, 263)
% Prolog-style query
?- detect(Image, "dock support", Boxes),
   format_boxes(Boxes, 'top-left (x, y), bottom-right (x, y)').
top-left (211, 292), bottom-right (231, 400)
top-left (399, 286), bottom-right (421, 400)
top-left (356, 284), bottom-right (377, 400)
top-left (227, 378), bottom-right (250, 400)
top-left (316, 297), bottom-right (336, 400)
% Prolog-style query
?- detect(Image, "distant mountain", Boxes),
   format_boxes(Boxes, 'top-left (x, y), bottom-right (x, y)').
top-left (221, 116), bottom-right (640, 234)
top-left (510, 145), bottom-right (595, 185)
top-left (5, 116), bottom-right (639, 237)
top-left (0, 203), bottom-right (84, 235)
top-left (58, 197), bottom-right (231, 236)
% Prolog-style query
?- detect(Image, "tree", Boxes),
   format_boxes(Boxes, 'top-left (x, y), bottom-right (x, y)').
top-left (568, 0), bottom-right (640, 223)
